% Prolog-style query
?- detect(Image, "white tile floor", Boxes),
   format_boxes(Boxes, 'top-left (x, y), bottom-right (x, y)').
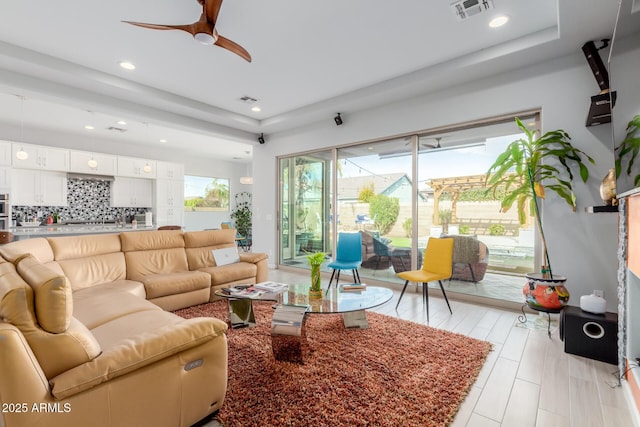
top-left (201, 268), bottom-right (635, 427)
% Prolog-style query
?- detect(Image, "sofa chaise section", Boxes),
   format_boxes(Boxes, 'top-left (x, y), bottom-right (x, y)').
top-left (0, 254), bottom-right (229, 427)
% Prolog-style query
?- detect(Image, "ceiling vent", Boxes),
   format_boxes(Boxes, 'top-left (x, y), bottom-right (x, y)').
top-left (106, 126), bottom-right (127, 132)
top-left (451, 0), bottom-right (494, 21)
top-left (239, 96), bottom-right (258, 104)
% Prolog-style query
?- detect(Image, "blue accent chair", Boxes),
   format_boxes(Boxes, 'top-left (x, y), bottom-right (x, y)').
top-left (327, 232), bottom-right (362, 292)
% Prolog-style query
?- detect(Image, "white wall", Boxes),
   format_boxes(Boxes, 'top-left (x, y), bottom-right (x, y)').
top-left (252, 37), bottom-right (640, 312)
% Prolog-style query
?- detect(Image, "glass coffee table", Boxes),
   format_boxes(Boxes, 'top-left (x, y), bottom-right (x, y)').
top-left (216, 284), bottom-right (393, 363)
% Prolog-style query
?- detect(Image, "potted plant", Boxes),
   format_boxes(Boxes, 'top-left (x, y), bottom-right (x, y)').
top-left (615, 114), bottom-right (640, 188)
top-left (485, 117), bottom-right (595, 309)
top-left (306, 251), bottom-right (326, 299)
top-left (230, 192), bottom-right (252, 245)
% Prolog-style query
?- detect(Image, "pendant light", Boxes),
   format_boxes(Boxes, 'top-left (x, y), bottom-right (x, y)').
top-left (15, 96), bottom-right (29, 160)
top-left (87, 155), bottom-right (98, 169)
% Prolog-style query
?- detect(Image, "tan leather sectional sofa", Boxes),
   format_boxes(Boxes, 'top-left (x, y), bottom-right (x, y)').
top-left (0, 228), bottom-right (268, 427)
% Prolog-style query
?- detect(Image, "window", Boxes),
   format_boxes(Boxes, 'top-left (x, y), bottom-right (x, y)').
top-left (183, 176), bottom-right (230, 211)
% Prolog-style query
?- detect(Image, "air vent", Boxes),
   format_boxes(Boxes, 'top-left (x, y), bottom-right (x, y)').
top-left (106, 126), bottom-right (127, 132)
top-left (239, 96), bottom-right (258, 104)
top-left (451, 0), bottom-right (494, 21)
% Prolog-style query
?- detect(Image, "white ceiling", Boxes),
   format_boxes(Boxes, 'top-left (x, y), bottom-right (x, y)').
top-left (0, 0), bottom-right (637, 162)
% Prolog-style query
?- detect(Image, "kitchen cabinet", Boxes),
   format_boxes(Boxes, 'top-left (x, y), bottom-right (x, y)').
top-left (155, 178), bottom-right (184, 226)
top-left (12, 143), bottom-right (69, 171)
top-left (69, 151), bottom-right (117, 175)
top-left (156, 161), bottom-right (184, 180)
top-left (0, 140), bottom-right (12, 166)
top-left (0, 167), bottom-right (10, 190)
top-left (117, 156), bottom-right (157, 179)
top-left (11, 170), bottom-right (67, 206)
top-left (111, 177), bottom-right (153, 207)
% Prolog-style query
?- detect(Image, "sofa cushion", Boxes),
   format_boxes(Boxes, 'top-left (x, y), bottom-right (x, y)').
top-left (0, 237), bottom-right (55, 263)
top-left (73, 285), bottom-right (159, 330)
top-left (120, 230), bottom-right (185, 252)
top-left (16, 254), bottom-right (72, 334)
top-left (49, 315), bottom-right (227, 400)
top-left (184, 229), bottom-right (237, 270)
top-left (0, 268), bottom-right (101, 379)
top-left (57, 252), bottom-right (127, 291)
top-left (199, 262), bottom-right (258, 286)
top-left (141, 271), bottom-right (211, 299)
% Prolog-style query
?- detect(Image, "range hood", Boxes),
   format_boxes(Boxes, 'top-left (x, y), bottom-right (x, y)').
top-left (67, 173), bottom-right (115, 182)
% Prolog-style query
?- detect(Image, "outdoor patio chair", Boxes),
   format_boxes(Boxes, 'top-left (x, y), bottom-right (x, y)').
top-left (395, 237), bottom-right (454, 322)
top-left (372, 235), bottom-right (393, 270)
top-left (327, 232), bottom-right (362, 293)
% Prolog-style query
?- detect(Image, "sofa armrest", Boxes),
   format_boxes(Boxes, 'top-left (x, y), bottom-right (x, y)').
top-left (49, 317), bottom-right (227, 399)
top-left (238, 252), bottom-right (268, 264)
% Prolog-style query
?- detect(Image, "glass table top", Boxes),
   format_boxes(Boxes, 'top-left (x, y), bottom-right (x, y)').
top-left (216, 284), bottom-right (393, 314)
top-left (279, 284), bottom-right (393, 314)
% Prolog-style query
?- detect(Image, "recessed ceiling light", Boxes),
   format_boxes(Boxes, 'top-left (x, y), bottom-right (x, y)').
top-left (117, 120), bottom-right (127, 126)
top-left (251, 106), bottom-right (261, 112)
top-left (119, 61), bottom-right (136, 70)
top-left (159, 139), bottom-right (167, 143)
top-left (489, 15), bottom-right (509, 28)
top-left (84, 125), bottom-right (94, 130)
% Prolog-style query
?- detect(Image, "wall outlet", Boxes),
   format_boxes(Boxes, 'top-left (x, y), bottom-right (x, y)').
top-left (594, 290), bottom-right (604, 298)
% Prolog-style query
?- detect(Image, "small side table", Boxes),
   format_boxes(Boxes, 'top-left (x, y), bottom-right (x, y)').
top-left (518, 303), bottom-right (564, 338)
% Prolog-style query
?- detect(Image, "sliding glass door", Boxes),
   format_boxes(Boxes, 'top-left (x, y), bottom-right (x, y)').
top-left (276, 112), bottom-right (541, 304)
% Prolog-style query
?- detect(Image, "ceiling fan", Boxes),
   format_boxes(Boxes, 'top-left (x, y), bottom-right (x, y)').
top-left (122, 0), bottom-right (251, 62)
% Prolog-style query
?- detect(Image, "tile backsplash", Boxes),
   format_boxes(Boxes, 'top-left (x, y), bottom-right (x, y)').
top-left (12, 179), bottom-right (150, 223)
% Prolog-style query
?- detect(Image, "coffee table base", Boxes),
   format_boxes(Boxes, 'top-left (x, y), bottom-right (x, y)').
top-left (343, 310), bottom-right (369, 329)
top-left (227, 299), bottom-right (256, 328)
top-left (271, 305), bottom-right (308, 363)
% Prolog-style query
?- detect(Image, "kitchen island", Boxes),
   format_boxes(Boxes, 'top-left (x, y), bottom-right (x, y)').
top-left (9, 224), bottom-right (157, 240)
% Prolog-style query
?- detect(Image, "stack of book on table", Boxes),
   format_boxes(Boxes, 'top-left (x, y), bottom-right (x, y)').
top-left (339, 283), bottom-right (367, 292)
top-left (253, 281), bottom-right (289, 293)
top-left (271, 304), bottom-right (309, 336)
top-left (221, 285), bottom-right (265, 298)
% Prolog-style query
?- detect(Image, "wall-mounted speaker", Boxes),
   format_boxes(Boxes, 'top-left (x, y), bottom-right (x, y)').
top-left (560, 305), bottom-right (618, 365)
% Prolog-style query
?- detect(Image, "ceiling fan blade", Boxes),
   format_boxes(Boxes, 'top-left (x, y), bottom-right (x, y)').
top-left (202, 0), bottom-right (224, 25)
top-left (122, 21), bottom-right (195, 36)
top-left (215, 35), bottom-right (252, 62)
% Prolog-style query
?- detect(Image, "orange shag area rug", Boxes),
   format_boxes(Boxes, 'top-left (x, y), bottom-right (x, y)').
top-left (175, 301), bottom-right (491, 427)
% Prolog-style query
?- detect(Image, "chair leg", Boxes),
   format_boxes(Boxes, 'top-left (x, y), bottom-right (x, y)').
top-left (353, 269), bottom-right (361, 283)
top-left (395, 280), bottom-right (409, 309)
top-left (468, 263), bottom-right (477, 282)
top-left (326, 269), bottom-right (337, 295)
top-left (423, 282), bottom-right (430, 323)
top-left (438, 280), bottom-right (452, 314)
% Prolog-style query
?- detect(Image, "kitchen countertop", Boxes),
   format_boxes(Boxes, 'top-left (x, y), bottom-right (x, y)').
top-left (9, 224), bottom-right (156, 239)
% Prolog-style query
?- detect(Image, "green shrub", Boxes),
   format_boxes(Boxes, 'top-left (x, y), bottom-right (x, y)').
top-left (488, 224), bottom-right (506, 236)
top-left (369, 195), bottom-right (399, 235)
top-left (402, 217), bottom-right (412, 237)
top-left (459, 224), bottom-right (470, 235)
top-left (358, 182), bottom-right (375, 203)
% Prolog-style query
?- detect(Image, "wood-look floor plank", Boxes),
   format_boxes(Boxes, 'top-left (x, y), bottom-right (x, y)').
top-left (539, 334), bottom-right (570, 417)
top-left (535, 408), bottom-right (570, 427)
top-left (474, 357), bottom-right (519, 422)
top-left (517, 330), bottom-right (549, 385)
top-left (486, 311), bottom-right (518, 344)
top-left (502, 379), bottom-right (540, 427)
top-left (465, 413), bottom-right (501, 426)
top-left (570, 376), bottom-right (605, 427)
top-left (500, 325), bottom-right (530, 362)
top-left (451, 385), bottom-right (483, 427)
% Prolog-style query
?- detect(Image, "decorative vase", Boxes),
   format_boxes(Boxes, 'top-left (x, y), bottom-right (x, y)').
top-left (523, 273), bottom-right (569, 310)
top-left (599, 168), bottom-right (617, 206)
top-left (309, 264), bottom-right (323, 299)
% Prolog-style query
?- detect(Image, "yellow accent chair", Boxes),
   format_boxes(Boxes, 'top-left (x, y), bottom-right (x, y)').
top-left (395, 237), bottom-right (454, 322)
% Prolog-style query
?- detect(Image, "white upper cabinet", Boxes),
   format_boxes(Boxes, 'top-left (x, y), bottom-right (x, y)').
top-left (12, 143), bottom-right (69, 171)
top-left (111, 177), bottom-right (153, 207)
top-left (117, 156), bottom-right (157, 179)
top-left (69, 151), bottom-right (117, 175)
top-left (11, 170), bottom-right (67, 206)
top-left (0, 140), bottom-right (12, 166)
top-left (156, 161), bottom-right (184, 180)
